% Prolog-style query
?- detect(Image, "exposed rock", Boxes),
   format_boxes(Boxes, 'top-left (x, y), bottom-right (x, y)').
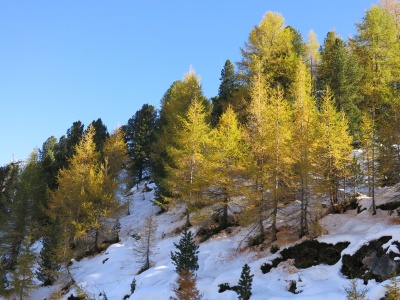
top-left (341, 236), bottom-right (400, 282)
top-left (261, 239), bottom-right (350, 273)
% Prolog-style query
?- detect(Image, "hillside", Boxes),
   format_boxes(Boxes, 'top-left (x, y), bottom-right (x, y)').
top-left (29, 182), bottom-right (400, 300)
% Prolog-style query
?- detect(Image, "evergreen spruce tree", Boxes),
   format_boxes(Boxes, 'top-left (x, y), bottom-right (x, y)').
top-left (170, 227), bottom-right (199, 274)
top-left (317, 30), bottom-right (363, 137)
top-left (88, 118), bottom-right (109, 154)
top-left (125, 104), bottom-right (157, 185)
top-left (36, 217), bottom-right (62, 286)
top-left (236, 264), bottom-right (254, 300)
top-left (54, 121), bottom-right (85, 171)
top-left (211, 60), bottom-right (240, 127)
top-left (39, 136), bottom-right (59, 191)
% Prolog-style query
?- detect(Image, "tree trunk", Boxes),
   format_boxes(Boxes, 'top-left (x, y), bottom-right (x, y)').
top-left (185, 208), bottom-right (191, 228)
top-left (222, 198), bottom-right (228, 229)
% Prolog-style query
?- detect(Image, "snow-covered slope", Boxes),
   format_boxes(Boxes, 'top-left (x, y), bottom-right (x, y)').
top-left (31, 182), bottom-right (400, 300)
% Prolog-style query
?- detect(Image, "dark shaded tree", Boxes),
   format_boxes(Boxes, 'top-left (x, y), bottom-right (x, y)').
top-left (125, 104), bottom-right (157, 185)
top-left (39, 136), bottom-right (58, 190)
top-left (88, 118), bottom-right (109, 154)
top-left (211, 60), bottom-right (240, 127)
top-left (236, 264), bottom-right (254, 300)
top-left (170, 228), bottom-right (199, 274)
top-left (54, 121), bottom-right (84, 172)
top-left (317, 30), bottom-right (363, 137)
top-left (36, 217), bottom-right (62, 286)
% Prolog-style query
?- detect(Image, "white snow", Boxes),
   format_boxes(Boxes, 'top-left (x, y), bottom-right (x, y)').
top-left (23, 182), bottom-right (400, 300)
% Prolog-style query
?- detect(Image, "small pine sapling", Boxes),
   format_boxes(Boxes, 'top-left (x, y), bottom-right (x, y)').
top-left (171, 269), bottom-right (202, 300)
top-left (344, 279), bottom-right (369, 300)
top-left (236, 263), bottom-right (254, 300)
top-left (170, 227), bottom-right (199, 274)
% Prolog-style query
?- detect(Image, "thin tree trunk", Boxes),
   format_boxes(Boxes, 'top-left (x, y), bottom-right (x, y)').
top-left (372, 107), bottom-right (377, 215)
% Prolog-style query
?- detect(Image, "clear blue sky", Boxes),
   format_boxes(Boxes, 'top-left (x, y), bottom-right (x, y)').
top-left (0, 0), bottom-right (375, 166)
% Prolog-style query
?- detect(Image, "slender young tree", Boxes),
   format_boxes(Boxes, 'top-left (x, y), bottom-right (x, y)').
top-left (171, 269), bottom-right (202, 300)
top-left (103, 127), bottom-right (128, 182)
top-left (318, 88), bottom-right (352, 209)
top-left (166, 100), bottom-right (210, 227)
top-left (246, 67), bottom-right (293, 242)
top-left (207, 107), bottom-right (248, 229)
top-left (352, 5), bottom-right (400, 210)
top-left (292, 62), bottom-right (320, 238)
top-left (305, 30), bottom-right (320, 93)
top-left (133, 214), bottom-right (158, 272)
top-left (359, 113), bottom-right (377, 214)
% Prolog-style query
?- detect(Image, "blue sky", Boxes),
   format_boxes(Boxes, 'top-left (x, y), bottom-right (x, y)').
top-left (0, 0), bottom-right (375, 166)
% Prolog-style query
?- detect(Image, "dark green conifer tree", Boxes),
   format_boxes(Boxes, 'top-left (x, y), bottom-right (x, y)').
top-left (170, 228), bottom-right (199, 274)
top-left (88, 118), bottom-right (109, 154)
top-left (36, 217), bottom-right (62, 286)
top-left (236, 264), bottom-right (254, 300)
top-left (54, 121), bottom-right (84, 171)
top-left (39, 136), bottom-right (58, 190)
top-left (124, 104), bottom-right (157, 185)
top-left (317, 30), bottom-right (363, 137)
top-left (211, 60), bottom-right (239, 127)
